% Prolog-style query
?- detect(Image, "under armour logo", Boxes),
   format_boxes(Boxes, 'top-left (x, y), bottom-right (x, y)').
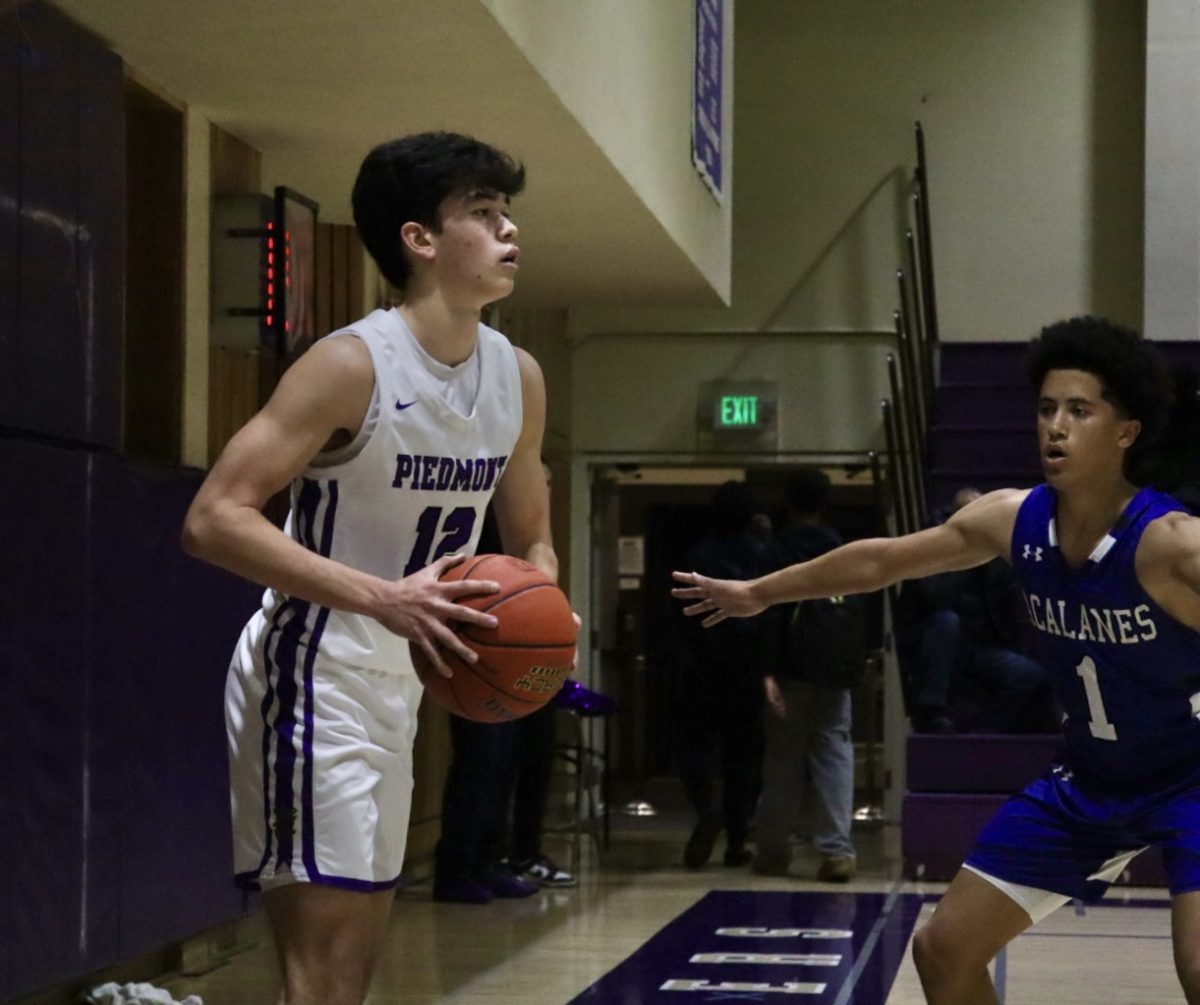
top-left (1022, 544), bottom-right (1043, 562)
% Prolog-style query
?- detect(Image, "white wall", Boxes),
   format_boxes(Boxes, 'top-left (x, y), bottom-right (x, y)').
top-left (483, 0), bottom-right (733, 304)
top-left (1145, 0), bottom-right (1200, 341)
top-left (572, 0), bottom-right (1145, 342)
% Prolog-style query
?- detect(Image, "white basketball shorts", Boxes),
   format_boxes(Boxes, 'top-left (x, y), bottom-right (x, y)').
top-left (226, 611), bottom-right (423, 892)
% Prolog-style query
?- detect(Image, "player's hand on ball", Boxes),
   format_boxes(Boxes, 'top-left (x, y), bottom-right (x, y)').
top-left (383, 554), bottom-right (499, 677)
top-left (671, 570), bottom-right (765, 627)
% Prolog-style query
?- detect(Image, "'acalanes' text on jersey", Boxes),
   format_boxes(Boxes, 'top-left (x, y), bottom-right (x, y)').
top-left (1012, 485), bottom-right (1200, 792)
top-left (251, 308), bottom-right (523, 674)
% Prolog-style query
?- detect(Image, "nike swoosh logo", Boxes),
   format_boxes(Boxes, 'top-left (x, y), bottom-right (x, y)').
top-left (395, 400), bottom-right (418, 411)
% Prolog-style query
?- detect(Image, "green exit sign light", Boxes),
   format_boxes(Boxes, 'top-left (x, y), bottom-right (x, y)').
top-left (717, 394), bottom-right (760, 428)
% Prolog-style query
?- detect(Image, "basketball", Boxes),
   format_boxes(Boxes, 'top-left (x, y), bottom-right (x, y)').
top-left (410, 554), bottom-right (577, 723)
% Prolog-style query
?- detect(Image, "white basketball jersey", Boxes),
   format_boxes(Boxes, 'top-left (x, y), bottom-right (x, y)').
top-left (256, 307), bottom-right (523, 673)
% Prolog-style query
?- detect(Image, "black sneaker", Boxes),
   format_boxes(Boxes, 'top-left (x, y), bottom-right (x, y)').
top-left (516, 854), bottom-right (577, 888)
top-left (723, 848), bottom-right (752, 867)
top-left (481, 865), bottom-right (538, 898)
top-left (433, 875), bottom-right (494, 904)
top-left (683, 816), bottom-right (722, 870)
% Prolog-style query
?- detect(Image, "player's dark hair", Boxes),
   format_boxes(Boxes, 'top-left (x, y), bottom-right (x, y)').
top-left (1028, 316), bottom-right (1172, 483)
top-left (785, 467), bottom-right (831, 515)
top-left (352, 132), bottom-right (525, 291)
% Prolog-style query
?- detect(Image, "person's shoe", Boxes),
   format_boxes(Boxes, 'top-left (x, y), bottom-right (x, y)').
top-left (683, 815), bottom-right (722, 870)
top-left (913, 707), bottom-right (956, 734)
top-left (751, 838), bottom-right (791, 876)
top-left (554, 679), bottom-right (617, 717)
top-left (723, 848), bottom-right (752, 867)
top-left (817, 855), bottom-right (857, 883)
top-left (517, 854), bottom-right (577, 888)
top-left (482, 866), bottom-right (538, 898)
top-left (433, 875), bottom-right (494, 904)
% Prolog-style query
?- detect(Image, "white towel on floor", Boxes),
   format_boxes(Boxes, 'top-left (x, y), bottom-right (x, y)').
top-left (83, 982), bottom-right (202, 1005)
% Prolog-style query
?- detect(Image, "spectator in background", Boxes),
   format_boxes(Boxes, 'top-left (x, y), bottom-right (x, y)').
top-left (896, 488), bottom-right (1052, 734)
top-left (676, 481), bottom-right (773, 869)
top-left (753, 468), bottom-right (859, 883)
top-left (433, 509), bottom-right (537, 903)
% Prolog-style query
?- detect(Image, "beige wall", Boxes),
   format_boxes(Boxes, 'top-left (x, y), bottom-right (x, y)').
top-left (1146, 0), bottom-right (1200, 341)
top-left (572, 0), bottom-right (1145, 342)
top-left (571, 332), bottom-right (893, 455)
top-left (483, 0), bottom-right (733, 304)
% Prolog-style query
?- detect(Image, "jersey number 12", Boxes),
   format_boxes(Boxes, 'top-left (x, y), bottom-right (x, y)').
top-left (404, 506), bottom-right (478, 576)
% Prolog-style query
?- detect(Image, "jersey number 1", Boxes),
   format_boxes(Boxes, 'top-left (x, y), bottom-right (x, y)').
top-left (404, 506), bottom-right (477, 577)
top-left (1075, 656), bottom-right (1117, 741)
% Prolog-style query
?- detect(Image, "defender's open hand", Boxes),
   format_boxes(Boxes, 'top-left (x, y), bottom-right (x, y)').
top-left (671, 570), bottom-right (766, 627)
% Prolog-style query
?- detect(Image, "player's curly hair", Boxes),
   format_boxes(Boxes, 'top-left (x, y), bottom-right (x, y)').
top-left (352, 132), bottom-right (525, 292)
top-left (1028, 316), bottom-right (1172, 484)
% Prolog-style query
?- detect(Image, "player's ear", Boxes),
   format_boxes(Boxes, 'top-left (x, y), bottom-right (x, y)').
top-left (399, 221), bottom-right (436, 262)
top-left (1117, 418), bottom-right (1141, 449)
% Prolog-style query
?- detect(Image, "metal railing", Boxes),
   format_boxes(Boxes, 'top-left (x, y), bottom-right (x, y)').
top-left (881, 121), bottom-right (939, 536)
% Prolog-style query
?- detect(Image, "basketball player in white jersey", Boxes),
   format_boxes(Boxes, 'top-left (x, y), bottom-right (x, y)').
top-left (182, 132), bottom-right (556, 1005)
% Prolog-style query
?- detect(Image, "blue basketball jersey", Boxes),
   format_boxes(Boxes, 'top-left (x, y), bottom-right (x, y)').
top-left (1012, 484), bottom-right (1200, 794)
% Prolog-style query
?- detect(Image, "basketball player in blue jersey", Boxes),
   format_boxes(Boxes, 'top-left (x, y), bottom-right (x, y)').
top-left (183, 132), bottom-right (559, 1005)
top-left (674, 316), bottom-right (1200, 1003)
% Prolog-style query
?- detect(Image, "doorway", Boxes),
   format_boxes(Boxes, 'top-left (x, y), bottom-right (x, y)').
top-left (583, 460), bottom-right (889, 813)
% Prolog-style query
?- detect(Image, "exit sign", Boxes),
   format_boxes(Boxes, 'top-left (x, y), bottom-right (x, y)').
top-left (697, 380), bottom-right (778, 449)
top-left (717, 394), bottom-right (761, 428)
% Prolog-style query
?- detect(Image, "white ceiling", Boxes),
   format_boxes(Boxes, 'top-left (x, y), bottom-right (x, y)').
top-left (45, 0), bottom-right (723, 309)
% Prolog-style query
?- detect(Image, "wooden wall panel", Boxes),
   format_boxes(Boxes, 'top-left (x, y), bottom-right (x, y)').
top-left (206, 123), bottom-right (263, 462)
top-left (206, 346), bottom-right (262, 466)
top-left (315, 222), bottom-right (333, 337)
top-left (315, 221), bottom-right (366, 334)
top-left (124, 77), bottom-right (184, 464)
top-left (209, 125), bottom-right (261, 195)
top-left (330, 225), bottom-right (349, 327)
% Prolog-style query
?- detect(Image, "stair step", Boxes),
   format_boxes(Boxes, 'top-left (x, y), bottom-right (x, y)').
top-left (907, 734), bottom-right (1061, 793)
top-left (926, 468), bottom-right (1040, 509)
top-left (928, 426), bottom-right (1040, 472)
top-left (935, 384), bottom-right (1035, 428)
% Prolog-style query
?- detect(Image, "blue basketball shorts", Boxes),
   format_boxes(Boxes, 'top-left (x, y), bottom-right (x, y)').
top-left (965, 764), bottom-right (1200, 908)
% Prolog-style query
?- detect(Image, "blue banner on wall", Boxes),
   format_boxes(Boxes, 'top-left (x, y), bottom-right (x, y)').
top-left (693, 0), bottom-right (723, 202)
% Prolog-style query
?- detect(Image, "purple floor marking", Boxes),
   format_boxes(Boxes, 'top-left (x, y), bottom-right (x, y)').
top-left (568, 890), bottom-right (924, 1003)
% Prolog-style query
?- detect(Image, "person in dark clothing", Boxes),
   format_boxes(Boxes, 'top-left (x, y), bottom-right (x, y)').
top-left (896, 489), bottom-right (1052, 734)
top-left (677, 481), bottom-right (772, 869)
top-left (434, 507), bottom-right (538, 903)
top-left (753, 468), bottom-right (858, 882)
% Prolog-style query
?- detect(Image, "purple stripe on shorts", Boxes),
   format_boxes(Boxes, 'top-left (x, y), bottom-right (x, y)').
top-left (233, 870), bottom-right (402, 894)
top-left (301, 481), bottom-right (338, 884)
top-left (269, 602), bottom-right (308, 874)
top-left (268, 479), bottom-right (325, 876)
top-left (254, 613), bottom-right (284, 878)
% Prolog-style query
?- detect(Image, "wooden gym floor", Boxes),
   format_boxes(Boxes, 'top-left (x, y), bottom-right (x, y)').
top-left (145, 786), bottom-right (1177, 1005)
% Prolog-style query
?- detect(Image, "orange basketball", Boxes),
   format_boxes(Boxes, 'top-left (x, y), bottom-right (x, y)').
top-left (409, 554), bottom-right (577, 723)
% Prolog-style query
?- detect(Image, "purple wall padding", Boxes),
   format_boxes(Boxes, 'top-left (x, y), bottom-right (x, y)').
top-left (0, 13), bottom-right (18, 435)
top-left (907, 734), bottom-right (1061, 794)
top-left (1, 441), bottom-right (91, 997)
top-left (5, 1), bottom-right (124, 449)
top-left (91, 454), bottom-right (258, 951)
top-left (1, 439), bottom-right (261, 999)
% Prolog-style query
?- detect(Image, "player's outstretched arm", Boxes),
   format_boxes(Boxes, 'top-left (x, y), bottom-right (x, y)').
top-left (181, 335), bottom-right (500, 673)
top-left (672, 488), bottom-right (1024, 627)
